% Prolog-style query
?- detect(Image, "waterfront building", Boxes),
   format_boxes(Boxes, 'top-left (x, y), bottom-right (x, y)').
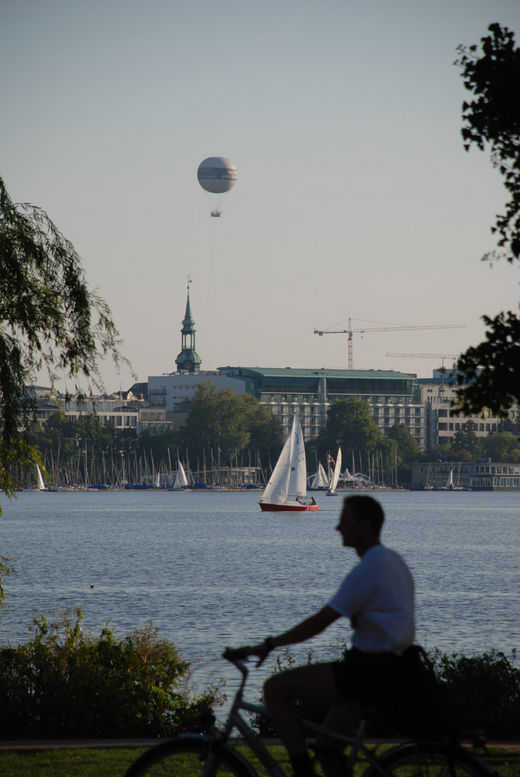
top-left (412, 460), bottom-right (520, 490)
top-left (218, 366), bottom-right (426, 448)
top-left (418, 370), bottom-right (518, 449)
top-left (31, 386), bottom-right (146, 431)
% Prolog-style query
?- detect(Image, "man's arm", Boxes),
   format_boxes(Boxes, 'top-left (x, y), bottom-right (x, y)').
top-left (229, 606), bottom-right (341, 665)
top-left (269, 605), bottom-right (341, 649)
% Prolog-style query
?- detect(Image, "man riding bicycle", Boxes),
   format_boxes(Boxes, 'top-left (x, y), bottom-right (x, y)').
top-left (232, 495), bottom-right (415, 777)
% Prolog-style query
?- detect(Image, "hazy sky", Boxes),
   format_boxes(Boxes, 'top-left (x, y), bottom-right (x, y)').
top-left (2, 0), bottom-right (520, 391)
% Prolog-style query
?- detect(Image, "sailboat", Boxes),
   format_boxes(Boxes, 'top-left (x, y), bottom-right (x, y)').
top-left (327, 448), bottom-right (342, 496)
top-left (259, 416), bottom-right (318, 512)
top-left (173, 461), bottom-right (190, 490)
top-left (440, 466), bottom-right (469, 491)
top-left (35, 464), bottom-right (47, 491)
top-left (309, 462), bottom-right (329, 490)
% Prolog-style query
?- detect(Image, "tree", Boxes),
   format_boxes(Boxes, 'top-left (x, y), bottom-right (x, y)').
top-left (387, 423), bottom-right (421, 462)
top-left (453, 24), bottom-right (520, 415)
top-left (313, 398), bottom-right (399, 482)
top-left (438, 421), bottom-right (484, 462)
top-left (483, 430), bottom-right (520, 462)
top-left (0, 176), bottom-right (123, 500)
top-left (236, 393), bottom-right (283, 454)
top-left (176, 384), bottom-right (282, 464)
top-left (314, 398), bottom-right (382, 456)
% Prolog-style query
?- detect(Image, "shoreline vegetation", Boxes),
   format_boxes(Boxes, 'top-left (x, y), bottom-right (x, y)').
top-left (0, 611), bottom-right (518, 743)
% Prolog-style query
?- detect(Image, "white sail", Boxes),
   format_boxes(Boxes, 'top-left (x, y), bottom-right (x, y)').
top-left (287, 416), bottom-right (308, 498)
top-left (36, 464), bottom-right (47, 491)
top-left (328, 448), bottom-right (342, 494)
top-left (261, 416), bottom-right (307, 505)
top-left (173, 462), bottom-right (189, 489)
top-left (261, 420), bottom-right (294, 504)
top-left (310, 462), bottom-right (328, 489)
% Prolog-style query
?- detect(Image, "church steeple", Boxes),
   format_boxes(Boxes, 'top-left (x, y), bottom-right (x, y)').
top-left (175, 278), bottom-right (201, 374)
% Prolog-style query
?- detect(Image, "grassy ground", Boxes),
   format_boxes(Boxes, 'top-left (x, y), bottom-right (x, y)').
top-left (0, 744), bottom-right (517, 777)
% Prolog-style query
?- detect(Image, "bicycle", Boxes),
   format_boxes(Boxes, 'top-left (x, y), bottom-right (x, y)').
top-left (124, 649), bottom-right (499, 777)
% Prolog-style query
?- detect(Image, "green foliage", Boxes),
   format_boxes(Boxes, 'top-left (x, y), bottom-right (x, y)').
top-left (387, 424), bottom-right (420, 462)
top-left (387, 424), bottom-right (421, 485)
top-left (456, 23), bottom-right (520, 263)
top-left (0, 744), bottom-right (518, 777)
top-left (453, 25), bottom-right (520, 414)
top-left (454, 311), bottom-right (520, 416)
top-left (431, 649), bottom-right (520, 739)
top-left (441, 421), bottom-right (484, 462)
top-left (177, 384), bottom-right (283, 464)
top-left (436, 427), bottom-right (520, 463)
top-left (0, 748), bottom-right (140, 777)
top-left (0, 555), bottom-right (15, 605)
top-left (0, 175), bottom-right (123, 501)
top-left (0, 609), bottom-right (218, 738)
top-left (252, 646), bottom-right (520, 740)
top-left (311, 399), bottom-right (398, 483)
top-left (483, 430), bottom-right (520, 461)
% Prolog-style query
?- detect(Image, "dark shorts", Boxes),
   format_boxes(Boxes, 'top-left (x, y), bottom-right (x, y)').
top-left (331, 648), bottom-right (402, 706)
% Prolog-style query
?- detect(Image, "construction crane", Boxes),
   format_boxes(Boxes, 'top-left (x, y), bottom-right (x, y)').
top-left (386, 353), bottom-right (459, 369)
top-left (313, 318), bottom-right (465, 369)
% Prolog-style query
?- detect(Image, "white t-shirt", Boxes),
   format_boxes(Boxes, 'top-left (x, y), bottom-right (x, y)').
top-left (328, 545), bottom-right (415, 655)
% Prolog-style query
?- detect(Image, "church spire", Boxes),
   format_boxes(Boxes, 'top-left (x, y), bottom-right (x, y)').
top-left (175, 277), bottom-right (201, 374)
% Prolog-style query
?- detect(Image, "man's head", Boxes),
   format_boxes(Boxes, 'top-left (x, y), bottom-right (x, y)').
top-left (336, 495), bottom-right (384, 555)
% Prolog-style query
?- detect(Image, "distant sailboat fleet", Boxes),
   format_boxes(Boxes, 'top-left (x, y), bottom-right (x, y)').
top-left (27, 418), bottom-right (384, 497)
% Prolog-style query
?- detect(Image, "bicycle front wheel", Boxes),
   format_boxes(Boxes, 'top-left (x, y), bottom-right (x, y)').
top-left (364, 743), bottom-right (495, 777)
top-left (124, 735), bottom-right (257, 777)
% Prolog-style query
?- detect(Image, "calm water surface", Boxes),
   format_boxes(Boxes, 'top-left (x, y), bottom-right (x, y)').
top-left (1, 490), bottom-right (518, 698)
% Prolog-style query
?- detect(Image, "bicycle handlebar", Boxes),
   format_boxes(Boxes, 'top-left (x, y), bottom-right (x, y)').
top-left (222, 648), bottom-right (250, 678)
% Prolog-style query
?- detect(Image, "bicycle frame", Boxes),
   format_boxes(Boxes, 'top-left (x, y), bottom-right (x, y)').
top-left (217, 655), bottom-right (396, 777)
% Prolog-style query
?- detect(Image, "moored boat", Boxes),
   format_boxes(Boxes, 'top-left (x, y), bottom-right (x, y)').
top-left (309, 462), bottom-right (329, 491)
top-left (173, 461), bottom-right (190, 490)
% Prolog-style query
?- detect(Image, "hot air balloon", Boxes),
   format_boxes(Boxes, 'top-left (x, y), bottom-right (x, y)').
top-left (197, 156), bottom-right (237, 217)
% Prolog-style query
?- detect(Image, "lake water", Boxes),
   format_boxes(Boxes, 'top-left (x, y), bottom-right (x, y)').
top-left (0, 489), bottom-right (518, 701)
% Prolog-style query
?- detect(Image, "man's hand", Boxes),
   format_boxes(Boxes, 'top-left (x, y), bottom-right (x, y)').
top-left (224, 642), bottom-right (272, 667)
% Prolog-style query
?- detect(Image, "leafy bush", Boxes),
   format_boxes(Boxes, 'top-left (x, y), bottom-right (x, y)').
top-left (431, 648), bottom-right (520, 739)
top-left (251, 646), bottom-right (520, 740)
top-left (0, 608), bottom-right (219, 738)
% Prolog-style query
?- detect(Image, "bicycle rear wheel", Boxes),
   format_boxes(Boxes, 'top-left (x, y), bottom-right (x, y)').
top-left (363, 742), bottom-right (494, 777)
top-left (124, 735), bottom-right (256, 777)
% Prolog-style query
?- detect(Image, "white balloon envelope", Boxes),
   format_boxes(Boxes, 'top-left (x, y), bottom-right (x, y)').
top-left (197, 156), bottom-right (237, 194)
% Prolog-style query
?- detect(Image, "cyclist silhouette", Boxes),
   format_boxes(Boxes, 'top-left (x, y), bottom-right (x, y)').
top-left (232, 495), bottom-right (415, 777)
